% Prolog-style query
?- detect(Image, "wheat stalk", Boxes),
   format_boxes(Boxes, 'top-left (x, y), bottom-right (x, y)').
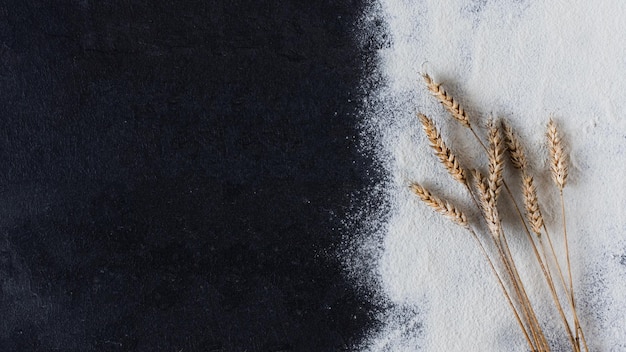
top-left (546, 118), bottom-right (588, 351)
top-left (418, 113), bottom-right (467, 186)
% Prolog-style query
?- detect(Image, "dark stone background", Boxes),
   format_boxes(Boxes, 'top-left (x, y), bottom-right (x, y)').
top-left (0, 1), bottom-right (384, 351)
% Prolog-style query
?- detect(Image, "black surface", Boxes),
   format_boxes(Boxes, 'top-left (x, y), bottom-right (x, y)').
top-left (0, 1), bottom-right (382, 351)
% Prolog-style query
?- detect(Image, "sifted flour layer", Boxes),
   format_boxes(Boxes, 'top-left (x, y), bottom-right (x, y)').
top-left (350, 1), bottom-right (626, 351)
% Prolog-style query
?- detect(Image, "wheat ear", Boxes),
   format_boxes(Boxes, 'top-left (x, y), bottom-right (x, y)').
top-left (418, 113), bottom-right (467, 186)
top-left (547, 118), bottom-right (568, 190)
top-left (502, 121), bottom-right (543, 235)
top-left (473, 170), bottom-right (501, 238)
top-left (502, 120), bottom-right (528, 170)
top-left (410, 183), bottom-right (468, 228)
top-left (522, 175), bottom-right (544, 236)
top-left (487, 119), bottom-right (504, 201)
top-left (421, 74), bottom-right (471, 128)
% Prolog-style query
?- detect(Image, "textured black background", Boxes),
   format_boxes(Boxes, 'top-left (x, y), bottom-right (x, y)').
top-left (0, 1), bottom-right (383, 351)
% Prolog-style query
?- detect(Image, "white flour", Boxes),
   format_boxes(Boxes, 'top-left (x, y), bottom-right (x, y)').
top-left (350, 1), bottom-right (626, 350)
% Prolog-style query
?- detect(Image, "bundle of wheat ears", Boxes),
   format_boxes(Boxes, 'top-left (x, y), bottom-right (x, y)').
top-left (412, 73), bottom-right (588, 352)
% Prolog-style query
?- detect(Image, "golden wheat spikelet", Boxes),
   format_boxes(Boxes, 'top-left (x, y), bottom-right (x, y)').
top-left (418, 113), bottom-right (467, 186)
top-left (422, 73), bottom-right (471, 129)
top-left (547, 118), bottom-right (568, 190)
top-left (487, 119), bottom-right (505, 200)
top-left (473, 169), bottom-right (501, 238)
top-left (410, 183), bottom-right (468, 228)
top-left (502, 120), bottom-right (528, 171)
top-left (522, 174), bottom-right (544, 236)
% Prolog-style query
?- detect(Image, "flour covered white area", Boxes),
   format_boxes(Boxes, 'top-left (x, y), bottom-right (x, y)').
top-left (352, 1), bottom-right (626, 351)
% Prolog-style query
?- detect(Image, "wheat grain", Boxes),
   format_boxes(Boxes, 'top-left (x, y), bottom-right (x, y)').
top-left (410, 183), bottom-right (468, 228)
top-left (418, 113), bottom-right (467, 186)
top-left (422, 73), bottom-right (471, 128)
top-left (547, 118), bottom-right (568, 190)
top-left (548, 120), bottom-right (580, 350)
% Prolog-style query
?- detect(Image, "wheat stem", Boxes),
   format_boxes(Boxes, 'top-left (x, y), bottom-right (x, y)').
top-left (560, 191), bottom-right (574, 313)
top-left (538, 236), bottom-right (579, 352)
top-left (498, 231), bottom-right (550, 351)
top-left (522, 175), bottom-right (578, 350)
top-left (543, 224), bottom-right (588, 352)
top-left (467, 227), bottom-right (537, 352)
top-left (561, 190), bottom-right (580, 350)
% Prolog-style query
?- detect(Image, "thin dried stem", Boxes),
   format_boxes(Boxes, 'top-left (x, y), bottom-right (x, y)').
top-left (543, 225), bottom-right (573, 303)
top-left (537, 235), bottom-right (580, 352)
top-left (561, 190), bottom-right (578, 349)
top-left (467, 227), bottom-right (537, 352)
top-left (498, 230), bottom-right (550, 351)
top-left (543, 224), bottom-right (588, 352)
